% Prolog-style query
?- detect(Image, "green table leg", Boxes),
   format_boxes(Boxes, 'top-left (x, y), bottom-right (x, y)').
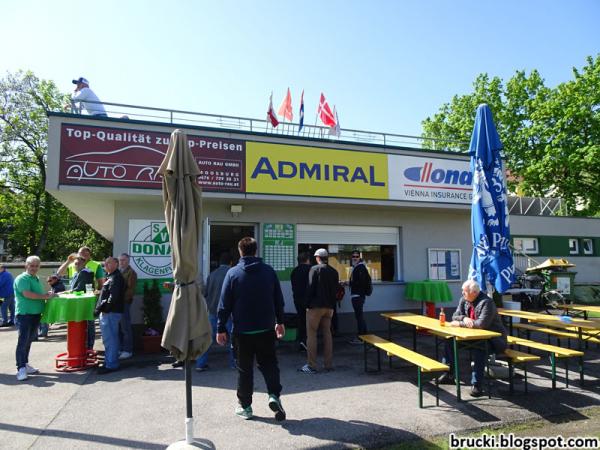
top-left (418, 367), bottom-right (423, 408)
top-left (453, 338), bottom-right (461, 401)
top-left (551, 353), bottom-right (556, 389)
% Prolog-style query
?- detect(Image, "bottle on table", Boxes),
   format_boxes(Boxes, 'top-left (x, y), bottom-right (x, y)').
top-left (439, 308), bottom-right (446, 326)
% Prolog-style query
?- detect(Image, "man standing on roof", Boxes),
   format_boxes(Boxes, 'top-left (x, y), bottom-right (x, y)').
top-left (70, 77), bottom-right (107, 117)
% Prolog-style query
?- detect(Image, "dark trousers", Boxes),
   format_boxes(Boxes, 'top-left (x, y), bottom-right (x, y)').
top-left (233, 330), bottom-right (282, 408)
top-left (351, 295), bottom-right (367, 335)
top-left (331, 302), bottom-right (339, 334)
top-left (15, 314), bottom-right (41, 369)
top-left (293, 299), bottom-right (307, 344)
top-left (443, 336), bottom-right (507, 385)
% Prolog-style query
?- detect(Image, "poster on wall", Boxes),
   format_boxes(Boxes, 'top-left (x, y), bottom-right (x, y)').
top-left (428, 248), bottom-right (461, 281)
top-left (129, 219), bottom-right (173, 279)
top-left (388, 155), bottom-right (472, 205)
top-left (59, 124), bottom-right (245, 192)
top-left (262, 223), bottom-right (295, 281)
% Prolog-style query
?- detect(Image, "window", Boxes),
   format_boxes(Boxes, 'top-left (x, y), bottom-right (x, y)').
top-left (568, 238), bottom-right (579, 255)
top-left (513, 237), bottom-right (538, 255)
top-left (296, 224), bottom-right (399, 282)
top-left (582, 238), bottom-right (594, 255)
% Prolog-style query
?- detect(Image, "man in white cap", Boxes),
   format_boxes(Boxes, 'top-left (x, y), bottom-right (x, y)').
top-left (299, 248), bottom-right (339, 374)
top-left (70, 77), bottom-right (107, 117)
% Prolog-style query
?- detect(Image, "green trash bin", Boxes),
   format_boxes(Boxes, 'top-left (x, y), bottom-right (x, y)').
top-left (541, 269), bottom-right (577, 301)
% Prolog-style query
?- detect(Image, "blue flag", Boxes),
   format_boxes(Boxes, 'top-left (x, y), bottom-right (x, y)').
top-left (468, 104), bottom-right (515, 293)
top-left (298, 89), bottom-right (304, 132)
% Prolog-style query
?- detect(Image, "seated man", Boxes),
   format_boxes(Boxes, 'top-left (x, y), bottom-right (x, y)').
top-left (439, 279), bottom-right (507, 397)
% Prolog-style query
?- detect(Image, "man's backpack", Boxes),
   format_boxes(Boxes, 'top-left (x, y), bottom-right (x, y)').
top-left (335, 283), bottom-right (345, 301)
top-left (365, 271), bottom-right (373, 296)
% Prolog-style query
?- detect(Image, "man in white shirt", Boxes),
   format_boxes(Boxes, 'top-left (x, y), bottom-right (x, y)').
top-left (71, 77), bottom-right (107, 117)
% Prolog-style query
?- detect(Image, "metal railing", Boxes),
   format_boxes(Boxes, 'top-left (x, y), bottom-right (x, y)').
top-left (66, 100), bottom-right (469, 152)
top-left (508, 196), bottom-right (564, 216)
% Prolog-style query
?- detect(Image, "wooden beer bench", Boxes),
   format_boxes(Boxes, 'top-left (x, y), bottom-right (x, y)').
top-left (507, 335), bottom-right (584, 389)
top-left (358, 334), bottom-right (449, 408)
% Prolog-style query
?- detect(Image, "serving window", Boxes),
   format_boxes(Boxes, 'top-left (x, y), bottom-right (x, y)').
top-left (296, 225), bottom-right (400, 282)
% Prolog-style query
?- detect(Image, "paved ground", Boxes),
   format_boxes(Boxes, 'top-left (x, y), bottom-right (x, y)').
top-left (1, 323), bottom-right (600, 449)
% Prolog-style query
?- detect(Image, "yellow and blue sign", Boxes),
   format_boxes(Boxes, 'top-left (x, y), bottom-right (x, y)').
top-left (246, 142), bottom-right (388, 199)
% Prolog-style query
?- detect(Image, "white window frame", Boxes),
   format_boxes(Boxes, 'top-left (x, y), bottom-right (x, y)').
top-left (296, 224), bottom-right (400, 281)
top-left (568, 238), bottom-right (579, 255)
top-left (582, 238), bottom-right (594, 256)
top-left (513, 237), bottom-right (539, 255)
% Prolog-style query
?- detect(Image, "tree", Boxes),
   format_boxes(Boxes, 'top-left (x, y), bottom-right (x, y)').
top-left (0, 70), bottom-right (111, 259)
top-left (422, 55), bottom-right (600, 216)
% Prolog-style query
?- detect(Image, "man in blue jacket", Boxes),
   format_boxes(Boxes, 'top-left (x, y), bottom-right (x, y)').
top-left (0, 264), bottom-right (15, 327)
top-left (216, 237), bottom-right (286, 421)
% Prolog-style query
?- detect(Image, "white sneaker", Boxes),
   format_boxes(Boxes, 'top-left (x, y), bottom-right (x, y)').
top-left (25, 364), bottom-right (39, 374)
top-left (16, 367), bottom-right (28, 381)
top-left (118, 351), bottom-right (133, 360)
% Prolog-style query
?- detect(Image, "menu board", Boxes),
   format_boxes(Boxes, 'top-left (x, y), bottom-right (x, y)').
top-left (427, 248), bottom-right (461, 281)
top-left (262, 223), bottom-right (295, 281)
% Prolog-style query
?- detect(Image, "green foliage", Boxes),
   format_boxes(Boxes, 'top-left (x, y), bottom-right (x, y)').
top-left (0, 70), bottom-right (111, 259)
top-left (142, 279), bottom-right (164, 331)
top-left (422, 55), bottom-right (600, 216)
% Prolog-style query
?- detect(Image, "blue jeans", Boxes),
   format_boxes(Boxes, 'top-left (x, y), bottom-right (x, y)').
top-left (443, 336), bottom-right (507, 385)
top-left (119, 303), bottom-right (133, 353)
top-left (87, 320), bottom-right (96, 349)
top-left (196, 314), bottom-right (235, 368)
top-left (100, 312), bottom-right (122, 369)
top-left (1, 294), bottom-right (15, 323)
top-left (38, 322), bottom-right (49, 337)
top-left (351, 295), bottom-right (367, 335)
top-left (15, 314), bottom-right (41, 369)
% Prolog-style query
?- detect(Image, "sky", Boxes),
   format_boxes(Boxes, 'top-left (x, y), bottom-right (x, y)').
top-left (2, 0), bottom-right (599, 137)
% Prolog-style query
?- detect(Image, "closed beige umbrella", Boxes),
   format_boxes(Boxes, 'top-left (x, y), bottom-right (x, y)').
top-left (158, 129), bottom-right (211, 447)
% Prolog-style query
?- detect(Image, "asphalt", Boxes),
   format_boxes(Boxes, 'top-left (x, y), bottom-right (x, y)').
top-left (1, 323), bottom-right (600, 450)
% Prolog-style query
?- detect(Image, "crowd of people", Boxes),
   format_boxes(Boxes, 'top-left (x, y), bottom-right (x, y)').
top-left (8, 246), bottom-right (139, 380)
top-left (2, 237), bottom-right (507, 418)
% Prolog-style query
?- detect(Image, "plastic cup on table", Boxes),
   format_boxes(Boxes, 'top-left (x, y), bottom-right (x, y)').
top-left (85, 284), bottom-right (93, 294)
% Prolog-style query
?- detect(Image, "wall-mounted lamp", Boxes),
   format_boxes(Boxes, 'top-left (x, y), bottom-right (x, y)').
top-left (230, 204), bottom-right (243, 217)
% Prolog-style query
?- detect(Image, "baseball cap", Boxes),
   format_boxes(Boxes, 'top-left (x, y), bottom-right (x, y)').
top-left (72, 77), bottom-right (89, 85)
top-left (314, 248), bottom-right (328, 258)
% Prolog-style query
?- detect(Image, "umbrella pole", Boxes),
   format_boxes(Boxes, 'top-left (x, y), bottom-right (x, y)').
top-left (185, 351), bottom-right (193, 444)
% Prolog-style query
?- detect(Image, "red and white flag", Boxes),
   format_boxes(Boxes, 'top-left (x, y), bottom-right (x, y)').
top-left (329, 106), bottom-right (341, 137)
top-left (267, 92), bottom-right (279, 127)
top-left (277, 88), bottom-right (293, 121)
top-left (317, 93), bottom-right (336, 127)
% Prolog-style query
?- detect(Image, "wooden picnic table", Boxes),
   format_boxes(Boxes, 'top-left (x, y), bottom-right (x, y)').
top-left (498, 308), bottom-right (599, 352)
top-left (382, 312), bottom-right (501, 401)
top-left (555, 303), bottom-right (600, 320)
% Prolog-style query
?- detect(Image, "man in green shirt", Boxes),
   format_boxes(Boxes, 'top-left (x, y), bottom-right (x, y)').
top-left (14, 256), bottom-right (56, 381)
top-left (58, 246), bottom-right (105, 349)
